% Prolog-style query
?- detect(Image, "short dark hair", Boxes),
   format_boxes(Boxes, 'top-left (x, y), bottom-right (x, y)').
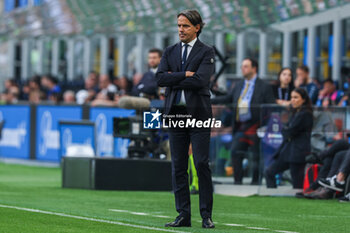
top-left (244, 57), bottom-right (259, 72)
top-left (149, 48), bottom-right (162, 57)
top-left (297, 65), bottom-right (309, 74)
top-left (43, 74), bottom-right (59, 84)
top-left (177, 10), bottom-right (205, 37)
top-left (323, 78), bottom-right (334, 85)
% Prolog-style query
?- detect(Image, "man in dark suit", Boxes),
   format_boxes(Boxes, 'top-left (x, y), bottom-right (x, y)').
top-left (132, 48), bottom-right (162, 99)
top-left (211, 58), bottom-right (275, 185)
top-left (156, 10), bottom-right (215, 228)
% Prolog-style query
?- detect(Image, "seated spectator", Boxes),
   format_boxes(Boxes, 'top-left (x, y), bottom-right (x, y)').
top-left (306, 148), bottom-right (350, 199)
top-left (273, 67), bottom-right (294, 106)
top-left (115, 75), bottom-right (132, 96)
top-left (29, 90), bottom-right (46, 104)
top-left (316, 79), bottom-right (344, 107)
top-left (298, 139), bottom-right (349, 198)
top-left (88, 70), bottom-right (100, 91)
top-left (295, 65), bottom-right (319, 104)
top-left (3, 86), bottom-right (20, 104)
top-left (131, 48), bottom-right (162, 99)
top-left (41, 75), bottom-right (61, 101)
top-left (76, 76), bottom-right (98, 104)
top-left (63, 90), bottom-right (76, 103)
top-left (98, 74), bottom-right (117, 96)
top-left (265, 88), bottom-right (313, 189)
top-left (4, 78), bottom-right (17, 91)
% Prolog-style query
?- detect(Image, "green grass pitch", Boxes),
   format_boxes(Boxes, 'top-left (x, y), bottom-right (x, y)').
top-left (0, 162), bottom-right (350, 233)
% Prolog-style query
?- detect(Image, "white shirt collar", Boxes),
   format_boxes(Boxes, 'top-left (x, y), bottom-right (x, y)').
top-left (150, 67), bottom-right (158, 74)
top-left (182, 37), bottom-right (197, 47)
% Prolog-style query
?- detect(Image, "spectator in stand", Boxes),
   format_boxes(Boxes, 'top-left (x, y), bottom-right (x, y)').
top-left (295, 65), bottom-right (319, 104)
top-left (98, 74), bottom-right (117, 96)
top-left (273, 67), bottom-right (294, 106)
top-left (4, 78), bottom-right (17, 91)
top-left (3, 86), bottom-right (20, 104)
top-left (316, 79), bottom-right (344, 107)
top-left (20, 81), bottom-right (30, 101)
top-left (131, 48), bottom-right (162, 99)
top-left (88, 71), bottom-right (100, 91)
top-left (63, 90), bottom-right (76, 103)
top-left (76, 76), bottom-right (98, 104)
top-left (28, 75), bottom-right (41, 92)
top-left (115, 75), bottom-right (132, 96)
top-left (41, 75), bottom-right (61, 102)
top-left (29, 90), bottom-right (46, 103)
top-left (265, 88), bottom-right (313, 189)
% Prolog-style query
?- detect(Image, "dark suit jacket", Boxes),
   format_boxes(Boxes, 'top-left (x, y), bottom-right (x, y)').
top-left (132, 71), bottom-right (158, 97)
top-left (277, 109), bottom-right (314, 163)
top-left (211, 78), bottom-right (275, 131)
top-left (156, 39), bottom-right (215, 120)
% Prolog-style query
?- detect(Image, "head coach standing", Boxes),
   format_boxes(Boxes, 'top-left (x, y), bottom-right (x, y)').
top-left (156, 10), bottom-right (215, 228)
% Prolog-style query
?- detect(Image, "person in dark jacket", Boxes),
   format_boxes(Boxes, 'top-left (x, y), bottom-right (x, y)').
top-left (265, 87), bottom-right (314, 189)
top-left (132, 48), bottom-right (162, 99)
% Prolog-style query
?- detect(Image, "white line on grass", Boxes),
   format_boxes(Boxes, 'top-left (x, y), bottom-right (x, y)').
top-left (246, 227), bottom-right (270, 230)
top-left (110, 209), bottom-right (171, 219)
top-left (0, 204), bottom-right (189, 233)
top-left (275, 231), bottom-right (299, 233)
top-left (224, 223), bottom-right (245, 227)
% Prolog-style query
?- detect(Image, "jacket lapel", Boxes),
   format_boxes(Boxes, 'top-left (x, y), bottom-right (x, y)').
top-left (251, 77), bottom-right (260, 104)
top-left (233, 80), bottom-right (244, 103)
top-left (175, 42), bottom-right (182, 71)
top-left (184, 39), bottom-right (203, 70)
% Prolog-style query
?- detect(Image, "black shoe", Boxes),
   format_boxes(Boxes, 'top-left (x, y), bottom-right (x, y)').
top-left (165, 216), bottom-right (191, 227)
top-left (318, 175), bottom-right (345, 192)
top-left (202, 218), bottom-right (215, 228)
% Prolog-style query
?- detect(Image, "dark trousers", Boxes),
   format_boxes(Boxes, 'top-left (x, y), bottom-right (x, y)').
top-left (340, 149), bottom-right (350, 175)
top-left (327, 150), bottom-right (347, 177)
top-left (265, 158), bottom-right (305, 189)
top-left (231, 131), bottom-right (260, 184)
top-left (310, 139), bottom-right (349, 189)
top-left (168, 107), bottom-right (213, 219)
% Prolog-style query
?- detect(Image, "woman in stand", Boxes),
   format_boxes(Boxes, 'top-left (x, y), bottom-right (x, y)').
top-left (265, 88), bottom-right (313, 189)
top-left (273, 68), bottom-right (294, 106)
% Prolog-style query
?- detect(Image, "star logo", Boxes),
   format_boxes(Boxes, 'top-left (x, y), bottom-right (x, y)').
top-left (151, 109), bottom-right (162, 122)
top-left (143, 110), bottom-right (162, 129)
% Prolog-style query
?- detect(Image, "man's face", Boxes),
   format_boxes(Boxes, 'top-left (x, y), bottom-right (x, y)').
top-left (99, 75), bottom-right (109, 89)
top-left (296, 68), bottom-right (308, 84)
top-left (241, 59), bottom-right (256, 79)
top-left (148, 52), bottom-right (161, 69)
top-left (177, 15), bottom-right (199, 43)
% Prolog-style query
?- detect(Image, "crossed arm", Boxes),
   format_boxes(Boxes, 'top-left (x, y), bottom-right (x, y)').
top-left (156, 47), bottom-right (215, 90)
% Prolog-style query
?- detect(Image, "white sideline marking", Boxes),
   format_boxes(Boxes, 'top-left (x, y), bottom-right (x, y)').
top-left (225, 223), bottom-right (245, 227)
top-left (130, 212), bottom-right (149, 216)
top-left (110, 209), bottom-right (171, 219)
top-left (108, 209), bottom-right (299, 233)
top-left (154, 215), bottom-right (172, 219)
top-left (275, 231), bottom-right (299, 233)
top-left (247, 227), bottom-right (270, 230)
top-left (0, 204), bottom-right (189, 233)
top-left (109, 209), bottom-right (129, 213)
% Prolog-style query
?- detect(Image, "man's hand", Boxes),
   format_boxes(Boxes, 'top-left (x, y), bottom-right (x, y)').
top-left (186, 71), bottom-right (195, 77)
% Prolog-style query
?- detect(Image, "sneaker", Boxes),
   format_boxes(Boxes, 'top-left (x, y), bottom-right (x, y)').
top-left (318, 175), bottom-right (345, 192)
top-left (339, 193), bottom-right (350, 203)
